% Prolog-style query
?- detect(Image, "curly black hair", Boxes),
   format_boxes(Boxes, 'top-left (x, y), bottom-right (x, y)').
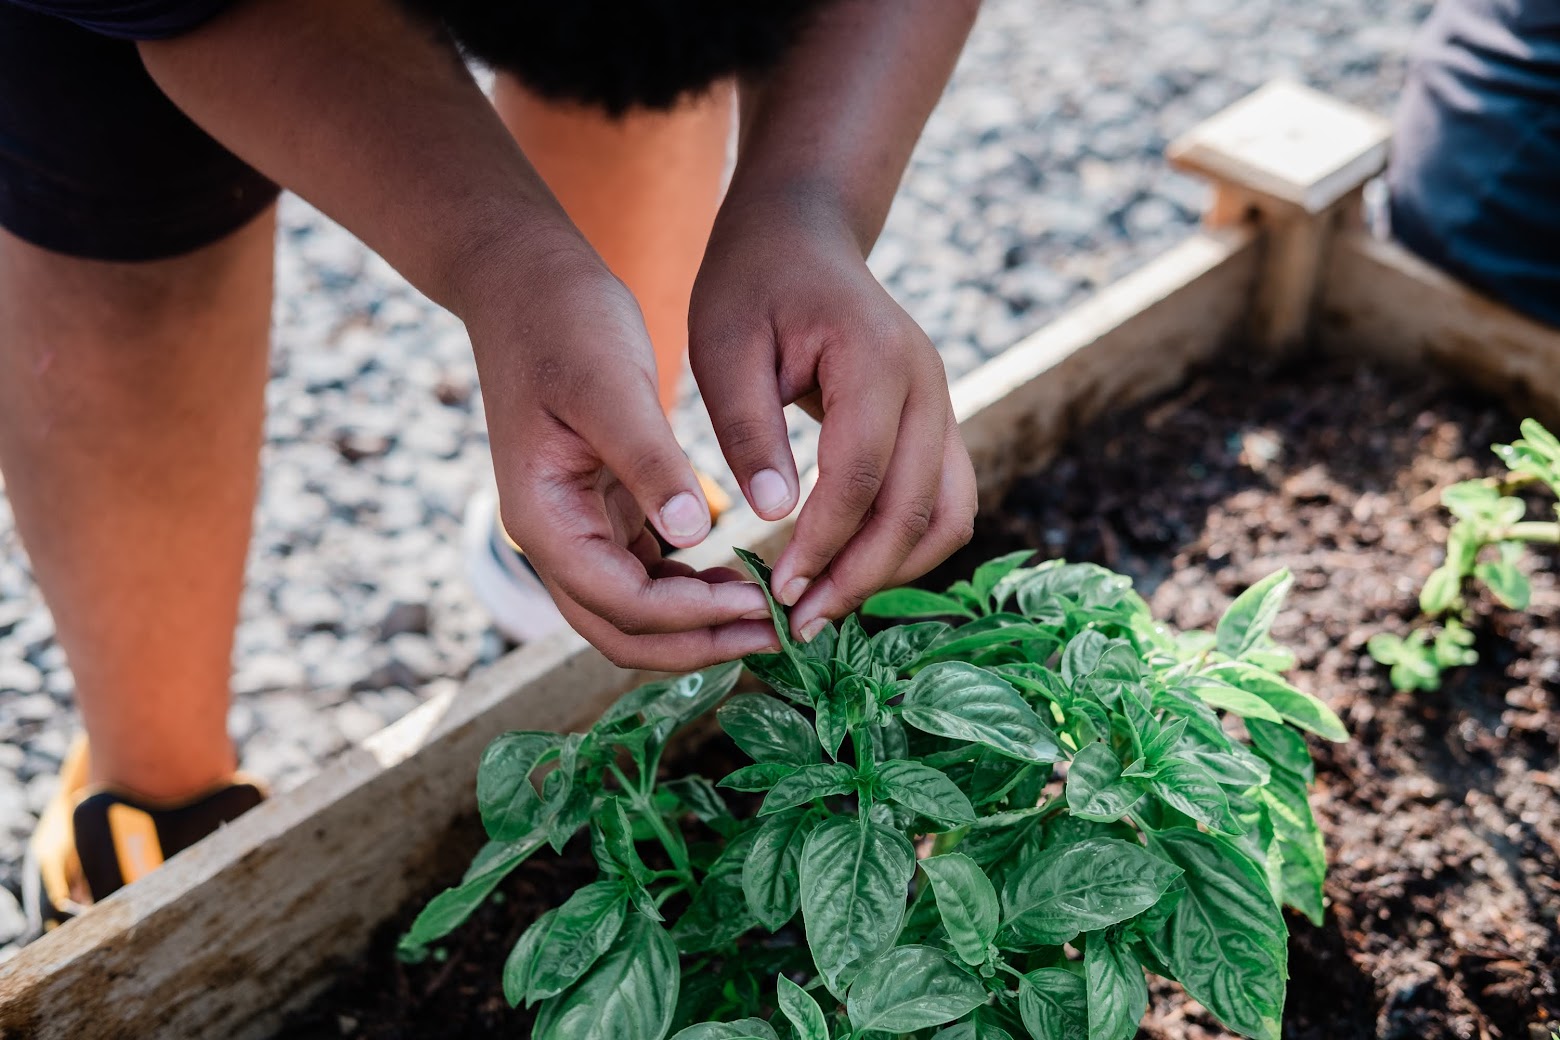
top-left (400, 0), bottom-right (832, 115)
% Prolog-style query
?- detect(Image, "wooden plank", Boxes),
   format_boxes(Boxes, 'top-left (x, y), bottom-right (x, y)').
top-left (0, 224), bottom-right (1259, 1040)
top-left (1316, 231), bottom-right (1560, 426)
top-left (955, 227), bottom-right (1259, 506)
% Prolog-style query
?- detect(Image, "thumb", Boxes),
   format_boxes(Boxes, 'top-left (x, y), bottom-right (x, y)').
top-left (690, 326), bottom-right (799, 522)
top-left (563, 365), bottom-right (712, 549)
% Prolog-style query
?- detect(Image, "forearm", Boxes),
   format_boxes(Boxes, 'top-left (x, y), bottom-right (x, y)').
top-left (139, 0), bottom-right (582, 317)
top-left (730, 0), bottom-right (980, 253)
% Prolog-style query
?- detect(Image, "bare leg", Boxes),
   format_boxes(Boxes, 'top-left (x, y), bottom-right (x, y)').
top-left (491, 78), bottom-right (735, 412)
top-left (0, 211), bottom-right (275, 801)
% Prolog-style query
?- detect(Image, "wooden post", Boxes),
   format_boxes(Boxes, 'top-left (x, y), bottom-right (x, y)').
top-left (1167, 80), bottom-right (1391, 353)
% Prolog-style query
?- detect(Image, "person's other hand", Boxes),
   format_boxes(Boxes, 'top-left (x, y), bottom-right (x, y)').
top-left (469, 242), bottom-right (778, 670)
top-left (689, 197), bottom-right (977, 643)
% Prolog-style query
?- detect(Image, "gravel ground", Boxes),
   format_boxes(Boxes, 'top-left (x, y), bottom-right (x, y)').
top-left (0, 0), bottom-right (1433, 952)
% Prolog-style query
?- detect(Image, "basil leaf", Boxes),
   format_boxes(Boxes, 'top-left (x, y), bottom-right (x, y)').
top-left (509, 880), bottom-right (628, 1005)
top-left (922, 615), bottom-right (1058, 663)
top-left (717, 762), bottom-right (799, 793)
top-left (398, 832), bottom-right (544, 958)
top-left (1019, 966), bottom-right (1088, 1040)
top-left (900, 662), bottom-right (1061, 763)
top-left (477, 731), bottom-right (561, 841)
top-left (801, 816), bottom-right (917, 997)
top-left (973, 549), bottom-right (1037, 608)
top-left (919, 853), bottom-right (1000, 966)
top-left (1214, 569), bottom-right (1292, 660)
top-left (933, 1015), bottom-right (1017, 1040)
top-left (718, 693), bottom-right (820, 766)
top-left (1065, 742), bottom-right (1146, 822)
top-left (846, 945), bottom-right (987, 1032)
top-left (863, 587), bottom-right (979, 620)
top-left (999, 837), bottom-right (1181, 948)
top-left (743, 808), bottom-right (820, 931)
top-left (1144, 828), bottom-right (1286, 1040)
top-left (1262, 769), bottom-right (1326, 925)
top-left (642, 664), bottom-right (745, 729)
top-left (872, 621), bottom-right (954, 670)
top-left (877, 761), bottom-right (977, 827)
top-left (1245, 718), bottom-right (1314, 782)
top-left (1475, 559), bottom-right (1532, 609)
top-left (836, 614), bottom-right (876, 674)
top-left (776, 976), bottom-right (831, 1040)
top-left (760, 762), bottom-right (858, 815)
top-left (501, 905), bottom-right (553, 1007)
top-left (669, 1021), bottom-right (779, 1040)
top-left (1148, 754), bottom-right (1242, 836)
top-left (734, 548), bottom-right (818, 696)
top-left (673, 869), bottom-right (757, 954)
top-left (532, 912), bottom-right (680, 1040)
top-left (663, 776), bottom-right (733, 832)
top-left (1179, 675), bottom-right (1285, 724)
top-left (1205, 662), bottom-right (1347, 741)
top-left (1084, 932), bottom-right (1147, 1040)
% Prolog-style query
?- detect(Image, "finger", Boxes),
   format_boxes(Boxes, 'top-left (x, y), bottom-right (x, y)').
top-left (886, 417), bottom-right (978, 585)
top-left (560, 364), bottom-right (712, 550)
top-left (789, 382), bottom-right (950, 637)
top-left (559, 600), bottom-right (782, 671)
top-left (770, 351), bottom-right (909, 608)
top-left (691, 323), bottom-right (800, 521)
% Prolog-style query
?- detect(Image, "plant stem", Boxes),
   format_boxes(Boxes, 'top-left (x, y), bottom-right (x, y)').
top-left (1501, 522), bottom-right (1560, 544)
top-left (607, 761), bottom-right (694, 884)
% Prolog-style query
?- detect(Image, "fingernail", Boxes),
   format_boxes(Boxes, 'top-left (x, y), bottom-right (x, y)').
top-left (659, 492), bottom-right (708, 540)
top-left (743, 607), bottom-right (773, 621)
top-left (779, 577), bottom-right (810, 607)
top-left (799, 617), bottom-right (827, 642)
top-left (749, 469), bottom-right (791, 515)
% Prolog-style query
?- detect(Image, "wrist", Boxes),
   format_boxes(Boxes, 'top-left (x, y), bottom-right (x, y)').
top-left (714, 174), bottom-right (869, 258)
top-left (446, 215), bottom-right (602, 328)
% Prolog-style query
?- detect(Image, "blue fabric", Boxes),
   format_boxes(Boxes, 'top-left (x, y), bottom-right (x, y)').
top-left (1, 0), bottom-right (234, 40)
top-left (1389, 0), bottom-right (1560, 328)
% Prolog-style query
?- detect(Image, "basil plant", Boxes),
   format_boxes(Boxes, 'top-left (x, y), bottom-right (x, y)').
top-left (401, 549), bottom-right (1344, 1040)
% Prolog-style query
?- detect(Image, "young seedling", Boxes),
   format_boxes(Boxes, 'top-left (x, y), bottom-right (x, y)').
top-left (1369, 419), bottom-right (1560, 691)
top-left (402, 549), bottom-right (1344, 1040)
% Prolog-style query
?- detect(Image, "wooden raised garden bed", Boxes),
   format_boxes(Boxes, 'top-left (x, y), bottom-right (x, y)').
top-left (1, 80), bottom-right (1556, 1040)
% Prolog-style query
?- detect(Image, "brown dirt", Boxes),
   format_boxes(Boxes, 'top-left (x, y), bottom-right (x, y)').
top-left (293, 358), bottom-right (1560, 1040)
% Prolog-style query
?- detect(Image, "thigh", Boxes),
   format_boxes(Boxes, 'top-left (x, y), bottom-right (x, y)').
top-left (0, 1), bottom-right (280, 262)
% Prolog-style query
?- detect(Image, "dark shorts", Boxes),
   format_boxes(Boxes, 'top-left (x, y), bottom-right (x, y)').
top-left (0, 0), bottom-right (825, 263)
top-left (1388, 0), bottom-right (1560, 327)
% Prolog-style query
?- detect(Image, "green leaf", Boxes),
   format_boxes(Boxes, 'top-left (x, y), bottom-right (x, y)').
top-left (673, 868), bottom-right (757, 954)
top-left (597, 798), bottom-right (653, 883)
top-left (734, 549), bottom-right (817, 695)
top-left (919, 853), bottom-right (1000, 967)
top-left (477, 731), bottom-right (561, 841)
top-left (864, 587), bottom-right (979, 620)
top-left (743, 808), bottom-right (820, 931)
top-left (1441, 479), bottom-right (1501, 522)
top-left (900, 662), bottom-right (1062, 764)
top-left (663, 776), bottom-right (733, 832)
top-left (669, 1020), bottom-right (779, 1040)
top-left (1475, 559), bottom-right (1532, 609)
top-left (644, 664), bottom-right (746, 729)
top-left (1205, 662), bottom-right (1347, 741)
top-left (974, 550), bottom-right (1038, 607)
top-left (877, 761), bottom-right (977, 827)
top-left (999, 837), bottom-right (1181, 948)
top-left (1419, 562), bottom-right (1462, 617)
top-left (1084, 933), bottom-right (1147, 1040)
top-left (836, 614), bottom-right (876, 674)
top-left (1065, 742), bottom-right (1146, 822)
top-left (1179, 676), bottom-right (1285, 724)
top-left (776, 976), bottom-right (830, 1040)
top-left (1148, 754), bottom-right (1241, 836)
top-left (398, 833), bottom-right (544, 957)
top-left (718, 762), bottom-right (798, 792)
top-left (1262, 770), bottom-right (1326, 925)
top-left (801, 815), bottom-right (917, 997)
top-left (846, 945), bottom-right (988, 1033)
top-left (872, 621), bottom-right (954, 670)
top-left (1019, 967), bottom-right (1088, 1040)
top-left (933, 1016), bottom-right (1016, 1040)
top-left (922, 615), bottom-right (1060, 663)
top-left (1244, 718), bottom-right (1314, 782)
top-left (532, 912), bottom-right (680, 1040)
top-left (507, 880), bottom-right (628, 1005)
top-left (1215, 570), bottom-right (1292, 660)
top-left (1144, 828), bottom-right (1286, 1040)
top-left (760, 762), bottom-right (858, 815)
top-left (718, 693), bottom-right (820, 766)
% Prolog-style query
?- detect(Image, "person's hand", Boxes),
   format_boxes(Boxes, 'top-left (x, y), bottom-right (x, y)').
top-left (689, 196), bottom-right (977, 642)
top-left (467, 240), bottom-right (779, 670)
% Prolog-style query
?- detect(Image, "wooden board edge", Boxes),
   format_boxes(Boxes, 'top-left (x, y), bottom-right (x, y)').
top-left (1315, 230), bottom-right (1560, 426)
top-left (0, 226), bottom-right (1259, 1040)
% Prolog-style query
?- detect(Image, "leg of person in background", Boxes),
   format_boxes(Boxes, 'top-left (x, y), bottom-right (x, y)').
top-left (464, 78), bottom-right (737, 641)
top-left (0, 212), bottom-right (275, 926)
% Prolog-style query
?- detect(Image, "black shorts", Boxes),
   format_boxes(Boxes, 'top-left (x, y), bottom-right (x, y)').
top-left (0, 0), bottom-right (825, 263)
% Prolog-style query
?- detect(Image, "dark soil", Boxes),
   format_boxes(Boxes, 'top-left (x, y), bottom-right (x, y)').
top-left (947, 358), bottom-right (1560, 1040)
top-left (292, 358), bottom-right (1559, 1040)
